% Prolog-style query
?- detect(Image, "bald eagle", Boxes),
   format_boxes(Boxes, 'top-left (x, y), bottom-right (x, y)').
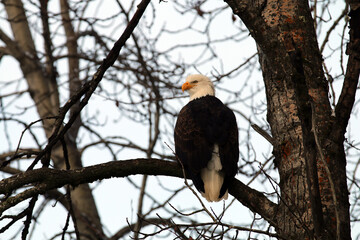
top-left (174, 74), bottom-right (239, 202)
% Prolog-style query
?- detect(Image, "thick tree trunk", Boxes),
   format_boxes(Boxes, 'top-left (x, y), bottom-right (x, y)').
top-left (225, 0), bottom-right (352, 239)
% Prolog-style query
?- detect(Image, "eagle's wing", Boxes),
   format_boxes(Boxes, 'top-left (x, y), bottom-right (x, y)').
top-left (174, 100), bottom-right (212, 193)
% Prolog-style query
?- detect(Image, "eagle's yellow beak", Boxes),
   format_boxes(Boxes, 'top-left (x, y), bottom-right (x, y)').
top-left (182, 81), bottom-right (194, 92)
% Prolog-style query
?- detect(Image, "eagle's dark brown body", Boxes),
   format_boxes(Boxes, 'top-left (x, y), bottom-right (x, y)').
top-left (174, 95), bottom-right (239, 201)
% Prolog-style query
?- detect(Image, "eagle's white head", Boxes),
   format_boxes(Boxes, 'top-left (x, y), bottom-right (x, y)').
top-left (182, 74), bottom-right (215, 101)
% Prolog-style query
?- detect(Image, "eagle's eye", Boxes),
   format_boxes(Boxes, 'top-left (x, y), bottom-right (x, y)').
top-left (192, 80), bottom-right (199, 84)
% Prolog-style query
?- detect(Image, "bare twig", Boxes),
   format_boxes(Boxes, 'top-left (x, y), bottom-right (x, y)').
top-left (251, 124), bottom-right (274, 145)
top-left (21, 195), bottom-right (38, 240)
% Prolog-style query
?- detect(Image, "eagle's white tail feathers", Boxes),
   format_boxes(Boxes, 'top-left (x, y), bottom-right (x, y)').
top-left (200, 145), bottom-right (227, 202)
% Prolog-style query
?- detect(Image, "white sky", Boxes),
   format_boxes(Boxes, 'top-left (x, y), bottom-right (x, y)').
top-left (0, 0), bottom-right (358, 239)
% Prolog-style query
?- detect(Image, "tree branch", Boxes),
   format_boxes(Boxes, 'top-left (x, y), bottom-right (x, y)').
top-left (228, 179), bottom-right (278, 228)
top-left (0, 159), bottom-right (277, 226)
top-left (334, 4), bottom-right (360, 139)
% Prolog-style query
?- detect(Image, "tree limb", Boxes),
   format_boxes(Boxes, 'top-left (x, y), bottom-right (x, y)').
top-left (334, 4), bottom-right (360, 139)
top-left (0, 159), bottom-right (277, 227)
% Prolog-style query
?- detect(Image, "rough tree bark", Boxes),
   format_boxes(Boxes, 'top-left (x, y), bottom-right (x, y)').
top-left (224, 0), bottom-right (358, 239)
